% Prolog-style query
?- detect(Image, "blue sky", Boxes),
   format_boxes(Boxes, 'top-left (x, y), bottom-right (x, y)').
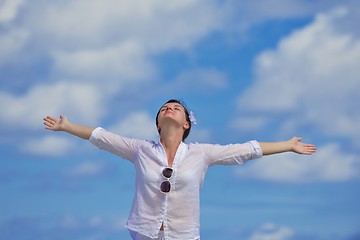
top-left (1, 0), bottom-right (360, 239)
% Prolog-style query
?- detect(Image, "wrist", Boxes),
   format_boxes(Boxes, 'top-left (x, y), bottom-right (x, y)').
top-left (289, 141), bottom-right (294, 152)
top-left (61, 121), bottom-right (72, 132)
top-left (287, 139), bottom-right (296, 152)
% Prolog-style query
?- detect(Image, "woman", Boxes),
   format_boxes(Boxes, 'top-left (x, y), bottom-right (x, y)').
top-left (43, 99), bottom-right (317, 240)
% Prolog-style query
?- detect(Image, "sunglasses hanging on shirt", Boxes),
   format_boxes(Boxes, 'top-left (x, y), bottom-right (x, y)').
top-left (160, 167), bottom-right (173, 193)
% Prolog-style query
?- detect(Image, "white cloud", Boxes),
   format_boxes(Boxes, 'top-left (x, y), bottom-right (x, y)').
top-left (0, 28), bottom-right (29, 64)
top-left (109, 111), bottom-right (158, 140)
top-left (52, 41), bottom-right (156, 87)
top-left (36, 0), bottom-right (225, 95)
top-left (0, 1), bottom-right (227, 95)
top-left (0, 82), bottom-right (105, 130)
top-left (235, 7), bottom-right (360, 145)
top-left (28, 0), bottom-right (222, 49)
top-left (16, 0), bottom-right (225, 67)
top-left (0, 0), bottom-right (26, 24)
top-left (239, 7), bottom-right (358, 111)
top-left (234, 142), bottom-right (359, 183)
top-left (250, 223), bottom-right (294, 240)
top-left (229, 117), bottom-right (268, 132)
top-left (21, 136), bottom-right (74, 156)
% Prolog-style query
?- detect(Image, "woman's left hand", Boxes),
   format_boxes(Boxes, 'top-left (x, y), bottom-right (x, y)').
top-left (290, 137), bottom-right (317, 155)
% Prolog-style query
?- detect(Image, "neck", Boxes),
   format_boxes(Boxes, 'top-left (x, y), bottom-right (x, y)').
top-left (160, 134), bottom-right (182, 168)
top-left (159, 124), bottom-right (184, 167)
top-left (160, 126), bottom-right (183, 151)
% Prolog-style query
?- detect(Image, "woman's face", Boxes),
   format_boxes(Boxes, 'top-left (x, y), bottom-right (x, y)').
top-left (157, 103), bottom-right (190, 131)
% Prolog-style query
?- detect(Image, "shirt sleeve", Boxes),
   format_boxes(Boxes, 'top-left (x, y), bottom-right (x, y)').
top-left (200, 140), bottom-right (263, 166)
top-left (89, 127), bottom-right (144, 163)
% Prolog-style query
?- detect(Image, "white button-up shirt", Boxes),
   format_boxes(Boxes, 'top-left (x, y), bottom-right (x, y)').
top-left (89, 127), bottom-right (262, 240)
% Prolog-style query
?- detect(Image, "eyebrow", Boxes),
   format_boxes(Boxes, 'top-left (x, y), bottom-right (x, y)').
top-left (161, 104), bottom-right (184, 109)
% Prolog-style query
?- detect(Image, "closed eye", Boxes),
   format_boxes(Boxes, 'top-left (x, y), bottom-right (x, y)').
top-left (160, 104), bottom-right (184, 112)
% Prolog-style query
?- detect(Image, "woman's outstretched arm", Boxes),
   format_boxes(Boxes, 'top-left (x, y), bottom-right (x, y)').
top-left (259, 137), bottom-right (317, 156)
top-left (43, 115), bottom-right (95, 140)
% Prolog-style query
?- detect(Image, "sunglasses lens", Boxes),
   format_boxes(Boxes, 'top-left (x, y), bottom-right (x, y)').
top-left (160, 181), bottom-right (171, 193)
top-left (162, 168), bottom-right (173, 178)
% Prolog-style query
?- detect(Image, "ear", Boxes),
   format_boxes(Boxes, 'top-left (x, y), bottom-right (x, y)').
top-left (183, 122), bottom-right (190, 130)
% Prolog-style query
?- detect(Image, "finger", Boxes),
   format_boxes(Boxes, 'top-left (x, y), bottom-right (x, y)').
top-left (304, 146), bottom-right (317, 154)
top-left (60, 114), bottom-right (67, 121)
top-left (43, 118), bottom-right (51, 125)
top-left (43, 116), bottom-right (50, 121)
top-left (44, 121), bottom-right (53, 127)
top-left (43, 117), bottom-right (52, 123)
top-left (45, 116), bottom-right (57, 124)
top-left (44, 124), bottom-right (53, 130)
top-left (46, 116), bottom-right (57, 122)
top-left (305, 144), bottom-right (317, 150)
top-left (44, 123), bottom-right (55, 131)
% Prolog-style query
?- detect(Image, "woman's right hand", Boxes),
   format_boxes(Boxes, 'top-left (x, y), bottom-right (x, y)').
top-left (43, 115), bottom-right (95, 139)
top-left (43, 114), bottom-right (68, 131)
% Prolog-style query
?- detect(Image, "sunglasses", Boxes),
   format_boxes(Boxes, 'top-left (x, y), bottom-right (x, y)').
top-left (160, 167), bottom-right (173, 193)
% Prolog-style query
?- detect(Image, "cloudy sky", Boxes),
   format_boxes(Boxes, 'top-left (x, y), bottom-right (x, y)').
top-left (1, 0), bottom-right (359, 239)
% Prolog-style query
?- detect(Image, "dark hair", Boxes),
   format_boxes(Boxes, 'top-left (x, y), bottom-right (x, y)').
top-left (155, 99), bottom-right (191, 141)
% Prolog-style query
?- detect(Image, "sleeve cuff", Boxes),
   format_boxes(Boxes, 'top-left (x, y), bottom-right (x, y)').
top-left (249, 140), bottom-right (263, 158)
top-left (89, 127), bottom-right (103, 141)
